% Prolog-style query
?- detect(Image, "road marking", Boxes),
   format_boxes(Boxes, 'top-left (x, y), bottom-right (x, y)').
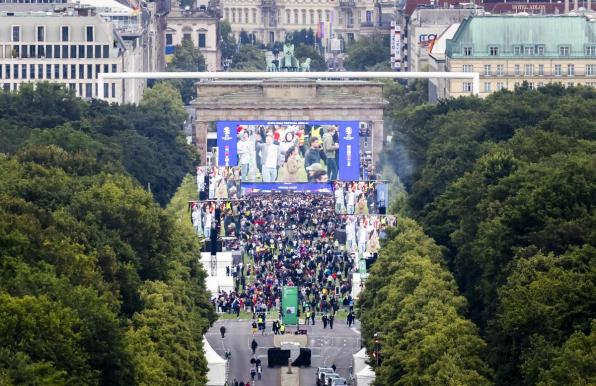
top-left (351, 328), bottom-right (361, 335)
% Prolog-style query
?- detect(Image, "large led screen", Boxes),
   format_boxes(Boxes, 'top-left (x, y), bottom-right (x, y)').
top-left (217, 120), bottom-right (360, 182)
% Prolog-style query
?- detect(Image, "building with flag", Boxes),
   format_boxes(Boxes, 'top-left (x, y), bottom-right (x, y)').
top-left (220, 0), bottom-right (394, 51)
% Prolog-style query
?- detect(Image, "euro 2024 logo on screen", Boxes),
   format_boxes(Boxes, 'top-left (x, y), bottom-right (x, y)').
top-left (222, 126), bottom-right (232, 141)
top-left (343, 126), bottom-right (354, 141)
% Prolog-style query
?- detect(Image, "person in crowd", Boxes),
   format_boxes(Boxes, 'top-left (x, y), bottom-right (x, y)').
top-left (237, 131), bottom-right (252, 181)
top-left (322, 126), bottom-right (339, 180)
top-left (258, 134), bottom-right (280, 182)
top-left (220, 325), bottom-right (226, 338)
top-left (304, 136), bottom-right (322, 171)
top-left (251, 339), bottom-right (258, 355)
top-left (279, 145), bottom-right (306, 182)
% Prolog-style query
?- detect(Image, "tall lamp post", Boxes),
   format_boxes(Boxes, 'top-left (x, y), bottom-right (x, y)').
top-left (374, 332), bottom-right (381, 367)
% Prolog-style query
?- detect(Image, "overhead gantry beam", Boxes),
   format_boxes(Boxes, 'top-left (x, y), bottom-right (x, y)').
top-left (98, 71), bottom-right (480, 101)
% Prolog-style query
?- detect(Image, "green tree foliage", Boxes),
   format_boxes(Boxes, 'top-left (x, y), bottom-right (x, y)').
top-left (285, 28), bottom-right (317, 46)
top-left (387, 84), bottom-right (596, 385)
top-left (294, 43), bottom-right (327, 71)
top-left (359, 217), bottom-right (493, 385)
top-left (231, 45), bottom-right (266, 71)
top-left (0, 82), bottom-right (195, 206)
top-left (220, 20), bottom-right (237, 60)
top-left (0, 85), bottom-right (215, 385)
top-left (344, 33), bottom-right (390, 71)
top-left (166, 36), bottom-right (206, 103)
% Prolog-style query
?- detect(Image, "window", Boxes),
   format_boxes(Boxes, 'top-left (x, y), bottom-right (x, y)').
top-left (496, 82), bottom-right (505, 91)
top-left (554, 64), bottom-right (562, 76)
top-left (183, 33), bottom-right (191, 41)
top-left (86, 45), bottom-right (93, 59)
top-left (587, 64), bottom-right (595, 76)
top-left (111, 83), bottom-right (116, 98)
top-left (538, 64), bottom-right (544, 76)
top-left (13, 64), bottom-right (18, 79)
top-left (23, 65), bottom-right (28, 80)
top-left (104, 83), bottom-right (109, 98)
top-left (463, 46), bottom-right (472, 56)
top-left (62, 64), bottom-right (67, 79)
top-left (489, 46), bottom-right (499, 56)
top-left (112, 64), bottom-right (117, 72)
top-left (70, 45), bottom-right (77, 58)
top-left (252, 9), bottom-right (257, 24)
top-left (524, 46), bottom-right (534, 56)
top-left (318, 10), bottom-right (322, 23)
top-left (85, 83), bottom-right (92, 98)
top-left (525, 64), bottom-right (533, 76)
top-left (103, 64), bottom-right (108, 73)
top-left (567, 64), bottom-right (575, 76)
top-left (103, 45), bottom-right (109, 58)
top-left (54, 44), bottom-right (60, 58)
top-left (310, 10), bottom-right (315, 25)
top-left (71, 64), bottom-right (76, 79)
top-left (244, 8), bottom-right (249, 24)
top-left (95, 64), bottom-right (100, 78)
top-left (294, 10), bottom-right (299, 24)
top-left (46, 44), bottom-right (52, 59)
top-left (586, 46), bottom-right (596, 56)
top-left (325, 10), bottom-right (330, 22)
top-left (54, 64), bottom-right (59, 79)
top-left (87, 64), bottom-right (92, 79)
top-left (86, 26), bottom-right (94, 42)
top-left (61, 26), bottom-right (70, 42)
top-left (302, 10), bottom-right (306, 25)
top-left (462, 64), bottom-right (473, 72)
top-left (37, 26), bottom-right (45, 42)
top-left (198, 33), bottom-right (206, 48)
top-left (79, 45), bottom-right (85, 58)
top-left (463, 82), bottom-right (472, 92)
top-left (484, 64), bottom-right (491, 76)
top-left (39, 45), bottom-right (45, 58)
top-left (514, 64), bottom-right (520, 76)
top-left (12, 26), bottom-right (21, 42)
top-left (513, 46), bottom-right (521, 55)
top-left (95, 45), bottom-right (101, 58)
top-left (496, 64), bottom-right (504, 76)
top-left (537, 45), bottom-right (545, 56)
top-left (559, 46), bottom-right (569, 56)
top-left (62, 45), bottom-right (69, 58)
top-left (483, 82), bottom-right (491, 92)
top-left (286, 10), bottom-right (291, 24)
top-left (366, 10), bottom-right (373, 23)
top-left (166, 33), bottom-right (173, 45)
top-left (79, 64), bottom-right (84, 79)
top-left (5, 64), bottom-right (10, 79)
top-left (37, 64), bottom-right (42, 79)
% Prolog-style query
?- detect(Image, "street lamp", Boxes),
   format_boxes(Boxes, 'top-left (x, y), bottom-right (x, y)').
top-left (373, 332), bottom-right (381, 367)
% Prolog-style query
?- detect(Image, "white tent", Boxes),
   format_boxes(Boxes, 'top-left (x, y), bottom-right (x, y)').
top-left (217, 276), bottom-right (234, 293)
top-left (356, 365), bottom-right (375, 386)
top-left (352, 347), bottom-right (368, 375)
top-left (203, 337), bottom-right (226, 386)
top-left (206, 277), bottom-right (220, 296)
top-left (352, 273), bottom-right (362, 299)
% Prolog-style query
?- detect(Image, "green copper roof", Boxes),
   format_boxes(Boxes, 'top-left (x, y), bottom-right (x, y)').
top-left (446, 16), bottom-right (596, 58)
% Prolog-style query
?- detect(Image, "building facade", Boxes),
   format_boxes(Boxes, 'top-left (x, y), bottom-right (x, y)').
top-left (0, 11), bottom-right (135, 102)
top-left (443, 16), bottom-right (596, 98)
top-left (166, 4), bottom-right (221, 71)
top-left (220, 0), bottom-right (392, 49)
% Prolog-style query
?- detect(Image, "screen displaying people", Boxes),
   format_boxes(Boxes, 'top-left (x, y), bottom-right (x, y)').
top-left (333, 181), bottom-right (387, 215)
top-left (207, 166), bottom-right (241, 200)
top-left (189, 200), bottom-right (242, 239)
top-left (343, 215), bottom-right (397, 257)
top-left (233, 122), bottom-right (342, 183)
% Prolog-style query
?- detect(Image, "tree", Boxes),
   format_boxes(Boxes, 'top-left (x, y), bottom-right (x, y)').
top-left (344, 34), bottom-right (390, 71)
top-left (286, 28), bottom-right (316, 46)
top-left (220, 20), bottom-right (237, 60)
top-left (231, 45), bottom-right (266, 71)
top-left (294, 43), bottom-right (326, 71)
top-left (166, 36), bottom-right (206, 103)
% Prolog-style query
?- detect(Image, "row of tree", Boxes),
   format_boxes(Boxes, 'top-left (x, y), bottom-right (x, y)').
top-left (358, 217), bottom-right (492, 385)
top-left (0, 82), bottom-right (195, 206)
top-left (0, 84), bottom-right (216, 384)
top-left (377, 84), bottom-right (596, 385)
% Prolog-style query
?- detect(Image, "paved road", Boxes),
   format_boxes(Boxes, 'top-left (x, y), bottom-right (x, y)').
top-left (206, 317), bottom-right (361, 386)
top-left (206, 319), bottom-right (280, 385)
top-left (300, 319), bottom-right (361, 386)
